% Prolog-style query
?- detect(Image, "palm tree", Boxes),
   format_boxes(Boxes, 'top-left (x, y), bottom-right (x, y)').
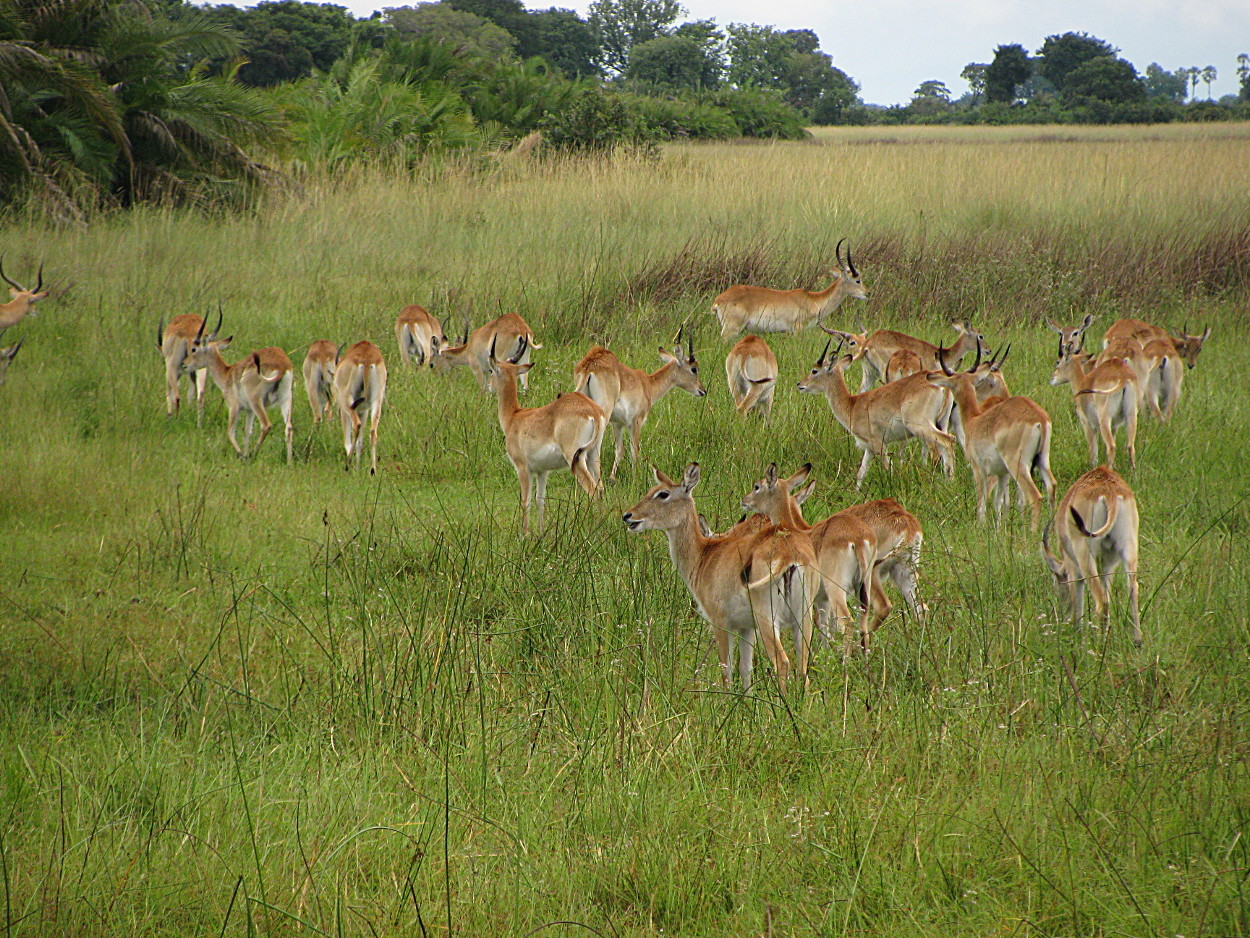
top-left (1200, 65), bottom-right (1217, 100)
top-left (0, 0), bottom-right (283, 217)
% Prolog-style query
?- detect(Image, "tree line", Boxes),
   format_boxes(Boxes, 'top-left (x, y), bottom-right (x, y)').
top-left (3, 0), bottom-right (1249, 220)
top-left (899, 33), bottom-right (1250, 126)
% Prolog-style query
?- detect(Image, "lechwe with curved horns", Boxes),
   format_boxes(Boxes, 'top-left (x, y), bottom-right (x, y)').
top-left (821, 318), bottom-right (986, 392)
top-left (926, 346), bottom-right (1056, 530)
top-left (0, 258), bottom-right (47, 336)
top-left (798, 339), bottom-right (957, 488)
top-left (186, 314), bottom-right (295, 464)
top-left (395, 304), bottom-right (445, 368)
top-left (572, 324), bottom-right (706, 480)
top-left (622, 463), bottom-right (821, 691)
top-left (724, 334), bottom-right (778, 419)
top-left (711, 239), bottom-right (867, 342)
top-left (431, 311), bottom-right (540, 391)
top-left (1045, 313), bottom-right (1094, 361)
top-left (1042, 466), bottom-right (1141, 647)
top-left (0, 339), bottom-right (23, 385)
top-left (489, 335), bottom-right (606, 534)
top-left (741, 464), bottom-right (890, 654)
top-left (158, 309), bottom-right (216, 424)
top-left (302, 340), bottom-right (337, 425)
top-left (1050, 341), bottom-right (1138, 471)
top-left (334, 341), bottom-right (387, 473)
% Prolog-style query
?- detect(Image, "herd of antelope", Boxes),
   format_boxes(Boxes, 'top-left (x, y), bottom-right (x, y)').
top-left (3, 241), bottom-right (1210, 693)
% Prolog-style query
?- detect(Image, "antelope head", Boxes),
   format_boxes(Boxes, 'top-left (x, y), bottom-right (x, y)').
top-left (833, 238), bottom-right (869, 302)
top-left (622, 463), bottom-right (701, 533)
top-left (660, 322), bottom-right (707, 398)
top-left (0, 258), bottom-right (48, 329)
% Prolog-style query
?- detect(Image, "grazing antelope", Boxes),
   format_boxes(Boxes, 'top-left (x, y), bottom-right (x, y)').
top-left (1096, 336), bottom-right (1171, 423)
top-left (1050, 347), bottom-right (1137, 470)
top-left (0, 258), bottom-right (47, 335)
top-left (158, 310), bottom-right (214, 424)
top-left (572, 326), bottom-right (706, 481)
top-left (0, 339), bottom-right (22, 385)
top-left (490, 336), bottom-right (605, 534)
top-left (1104, 318), bottom-right (1210, 369)
top-left (741, 464), bottom-right (891, 653)
top-left (927, 350), bottom-right (1056, 530)
top-left (334, 341), bottom-right (387, 473)
top-left (622, 463), bottom-right (820, 691)
top-left (432, 312), bottom-right (540, 391)
top-left (837, 498), bottom-right (925, 618)
top-left (798, 339), bottom-right (957, 488)
top-left (821, 319), bottom-right (985, 392)
top-left (186, 316), bottom-right (294, 464)
top-left (395, 304), bottom-right (444, 368)
top-left (1042, 466), bottom-right (1141, 646)
top-left (302, 341), bottom-right (337, 425)
top-left (1137, 337), bottom-right (1183, 421)
top-left (725, 334), bottom-right (778, 419)
top-left (711, 239), bottom-right (867, 342)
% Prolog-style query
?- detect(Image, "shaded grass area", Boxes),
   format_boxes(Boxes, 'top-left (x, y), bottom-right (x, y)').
top-left (1, 125), bottom-right (1248, 936)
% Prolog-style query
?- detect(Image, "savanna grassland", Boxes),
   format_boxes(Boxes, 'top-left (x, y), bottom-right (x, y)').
top-left (2, 123), bottom-right (1249, 937)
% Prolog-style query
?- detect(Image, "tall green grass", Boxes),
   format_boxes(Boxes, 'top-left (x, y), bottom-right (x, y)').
top-left (0, 124), bottom-right (1247, 936)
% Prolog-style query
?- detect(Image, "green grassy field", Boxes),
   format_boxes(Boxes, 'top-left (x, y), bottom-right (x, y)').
top-left (1, 124), bottom-right (1248, 936)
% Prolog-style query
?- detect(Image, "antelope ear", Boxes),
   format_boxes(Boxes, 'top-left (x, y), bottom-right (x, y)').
top-left (681, 462), bottom-right (701, 493)
top-left (785, 463), bottom-right (811, 489)
top-left (793, 478), bottom-right (816, 505)
top-left (652, 464), bottom-right (676, 486)
top-left (765, 463), bottom-right (779, 485)
top-left (1045, 318), bottom-right (1064, 333)
top-left (658, 347), bottom-right (676, 364)
top-left (1200, 326), bottom-right (1211, 341)
top-left (697, 514), bottom-right (712, 538)
top-left (217, 335), bottom-right (233, 350)
top-left (1080, 313), bottom-right (1093, 329)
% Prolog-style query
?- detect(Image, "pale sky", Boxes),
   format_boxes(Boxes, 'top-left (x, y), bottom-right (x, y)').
top-left (208, 0), bottom-right (1250, 104)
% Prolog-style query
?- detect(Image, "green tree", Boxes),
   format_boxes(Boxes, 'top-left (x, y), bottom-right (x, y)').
top-left (524, 9), bottom-right (599, 77)
top-left (202, 1), bottom-right (359, 87)
top-left (723, 23), bottom-right (793, 87)
top-left (1238, 53), bottom-right (1249, 100)
top-left (1143, 63), bottom-right (1187, 102)
top-left (587, 0), bottom-right (683, 74)
top-left (782, 51), bottom-right (853, 118)
top-left (626, 35), bottom-right (717, 89)
top-left (1037, 31), bottom-right (1116, 91)
top-left (385, 4), bottom-right (517, 60)
top-left (1061, 55), bottom-right (1145, 105)
top-left (960, 62), bottom-right (987, 104)
top-left (985, 43), bottom-right (1030, 103)
top-left (782, 29), bottom-right (819, 55)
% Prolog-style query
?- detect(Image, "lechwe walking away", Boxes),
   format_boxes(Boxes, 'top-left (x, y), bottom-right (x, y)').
top-left (572, 325), bottom-right (706, 481)
top-left (1042, 466), bottom-right (1141, 646)
top-left (302, 340), bottom-right (337, 425)
top-left (798, 339), bottom-right (957, 488)
top-left (158, 310), bottom-right (215, 424)
top-left (0, 258), bottom-right (47, 336)
top-left (622, 463), bottom-right (820, 691)
top-left (740, 464), bottom-right (891, 654)
top-left (724, 334), bottom-right (778, 419)
top-left (1050, 345), bottom-right (1138, 470)
top-left (186, 315), bottom-right (294, 464)
top-left (395, 304), bottom-right (444, 368)
top-left (333, 341), bottom-right (387, 473)
top-left (431, 312), bottom-right (540, 391)
top-left (822, 318), bottom-right (985, 391)
top-left (491, 336), bottom-right (605, 534)
top-left (711, 239), bottom-right (867, 341)
top-left (927, 349), bottom-right (1056, 530)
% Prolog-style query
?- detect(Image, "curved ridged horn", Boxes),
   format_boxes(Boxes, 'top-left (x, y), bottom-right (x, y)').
top-left (195, 311), bottom-right (208, 342)
top-left (855, 312), bottom-right (865, 334)
top-left (846, 244), bottom-right (858, 277)
top-left (967, 341), bottom-right (982, 374)
top-left (835, 238), bottom-right (846, 269)
top-left (995, 343), bottom-right (1011, 371)
top-left (461, 314), bottom-right (470, 347)
top-left (0, 257), bottom-right (21, 291)
top-left (488, 333), bottom-right (498, 362)
top-left (5, 338), bottom-right (23, 359)
top-left (685, 323), bottom-right (695, 362)
top-left (938, 345), bottom-right (953, 376)
top-left (817, 338), bottom-right (831, 365)
top-left (157, 318), bottom-right (164, 350)
top-left (509, 334), bottom-right (528, 365)
top-left (818, 321), bottom-right (842, 337)
top-left (211, 304), bottom-right (223, 339)
top-left (34, 263), bottom-right (43, 293)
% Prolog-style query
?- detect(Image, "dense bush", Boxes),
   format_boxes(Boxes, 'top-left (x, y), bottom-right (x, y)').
top-left (705, 87), bottom-right (808, 139)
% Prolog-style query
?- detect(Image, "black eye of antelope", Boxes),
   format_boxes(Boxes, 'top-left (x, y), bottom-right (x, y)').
top-left (655, 491), bottom-right (669, 500)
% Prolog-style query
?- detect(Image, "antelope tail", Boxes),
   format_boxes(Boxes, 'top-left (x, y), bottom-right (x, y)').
top-left (1071, 496), bottom-right (1119, 539)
